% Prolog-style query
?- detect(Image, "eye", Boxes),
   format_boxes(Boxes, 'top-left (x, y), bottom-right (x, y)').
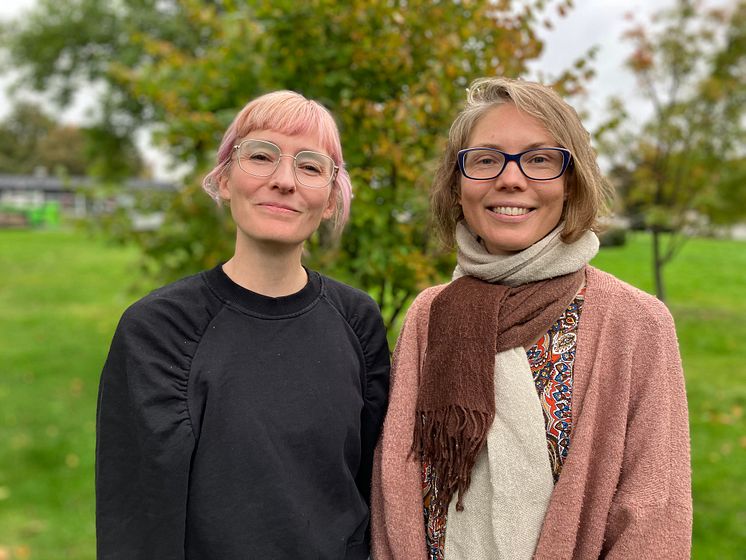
top-left (466, 150), bottom-right (502, 167)
top-left (524, 150), bottom-right (561, 167)
top-left (247, 150), bottom-right (275, 162)
top-left (527, 154), bottom-right (548, 164)
top-left (298, 161), bottom-right (323, 175)
top-left (296, 152), bottom-right (332, 176)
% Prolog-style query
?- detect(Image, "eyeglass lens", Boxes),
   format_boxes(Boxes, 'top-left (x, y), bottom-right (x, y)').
top-left (463, 148), bottom-right (565, 180)
top-left (236, 140), bottom-right (335, 188)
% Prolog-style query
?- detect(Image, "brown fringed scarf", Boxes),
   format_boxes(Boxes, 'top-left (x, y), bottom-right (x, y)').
top-left (412, 269), bottom-right (585, 512)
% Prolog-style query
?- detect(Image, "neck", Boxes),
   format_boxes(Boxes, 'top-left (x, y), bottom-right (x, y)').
top-left (223, 237), bottom-right (307, 297)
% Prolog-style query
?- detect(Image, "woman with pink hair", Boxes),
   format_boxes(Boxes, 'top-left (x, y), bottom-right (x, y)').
top-left (96, 91), bottom-right (390, 559)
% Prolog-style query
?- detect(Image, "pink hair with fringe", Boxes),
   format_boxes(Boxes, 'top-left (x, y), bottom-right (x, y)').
top-left (202, 90), bottom-right (352, 230)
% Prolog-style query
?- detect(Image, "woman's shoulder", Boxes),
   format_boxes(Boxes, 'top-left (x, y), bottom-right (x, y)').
top-left (394, 283), bottom-right (450, 340)
top-left (585, 266), bottom-right (675, 328)
top-left (408, 284), bottom-right (449, 316)
top-left (319, 273), bottom-right (381, 314)
top-left (119, 270), bottom-right (218, 331)
top-left (320, 273), bottom-right (374, 303)
top-left (317, 273), bottom-right (389, 344)
top-left (103, 272), bottom-right (221, 379)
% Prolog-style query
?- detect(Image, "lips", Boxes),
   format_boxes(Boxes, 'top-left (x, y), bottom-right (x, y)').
top-left (489, 206), bottom-right (533, 216)
top-left (257, 202), bottom-right (300, 213)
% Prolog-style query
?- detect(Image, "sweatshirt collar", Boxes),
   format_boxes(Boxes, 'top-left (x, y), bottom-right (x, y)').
top-left (204, 263), bottom-right (321, 318)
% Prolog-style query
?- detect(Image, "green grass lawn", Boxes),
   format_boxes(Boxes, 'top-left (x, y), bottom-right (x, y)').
top-left (0, 229), bottom-right (153, 560)
top-left (0, 229), bottom-right (744, 559)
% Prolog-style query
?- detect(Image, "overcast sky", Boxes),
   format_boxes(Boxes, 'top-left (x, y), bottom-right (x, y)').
top-left (0, 0), bottom-right (726, 178)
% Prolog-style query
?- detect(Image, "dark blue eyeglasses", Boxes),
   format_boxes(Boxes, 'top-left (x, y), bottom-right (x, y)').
top-left (457, 147), bottom-right (572, 181)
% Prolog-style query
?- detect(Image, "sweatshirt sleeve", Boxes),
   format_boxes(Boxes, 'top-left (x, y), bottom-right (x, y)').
top-left (96, 298), bottom-right (200, 560)
top-left (352, 296), bottom-right (392, 508)
top-left (602, 305), bottom-right (692, 559)
top-left (371, 288), bottom-right (443, 560)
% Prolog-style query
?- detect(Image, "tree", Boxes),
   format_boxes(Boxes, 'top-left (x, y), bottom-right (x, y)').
top-left (0, 102), bottom-right (90, 175)
top-left (600, 0), bottom-right (746, 302)
top-left (0, 102), bottom-right (54, 173)
top-left (37, 125), bottom-right (89, 176)
top-left (3, 0), bottom-right (591, 331)
top-left (0, 100), bottom-right (144, 179)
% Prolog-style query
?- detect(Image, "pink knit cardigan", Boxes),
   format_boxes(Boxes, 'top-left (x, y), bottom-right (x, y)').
top-left (371, 266), bottom-right (692, 559)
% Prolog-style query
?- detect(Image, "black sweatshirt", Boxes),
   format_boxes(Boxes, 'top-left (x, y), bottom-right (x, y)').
top-left (96, 265), bottom-right (391, 559)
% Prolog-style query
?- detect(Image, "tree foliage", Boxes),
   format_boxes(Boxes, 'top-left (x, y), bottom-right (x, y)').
top-left (598, 0), bottom-right (746, 301)
top-left (3, 0), bottom-right (590, 328)
top-left (0, 102), bottom-right (85, 175)
top-left (0, 101), bottom-right (144, 179)
top-left (0, 102), bottom-right (54, 174)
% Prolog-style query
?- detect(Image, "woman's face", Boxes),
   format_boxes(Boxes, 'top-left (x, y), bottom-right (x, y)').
top-left (218, 129), bottom-right (336, 251)
top-left (459, 103), bottom-right (566, 255)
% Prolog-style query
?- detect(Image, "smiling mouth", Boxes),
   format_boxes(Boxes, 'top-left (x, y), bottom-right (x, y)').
top-left (489, 206), bottom-right (532, 216)
top-left (258, 203), bottom-right (299, 213)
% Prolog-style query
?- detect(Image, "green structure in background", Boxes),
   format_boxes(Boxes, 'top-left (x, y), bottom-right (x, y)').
top-left (0, 201), bottom-right (61, 228)
top-left (29, 202), bottom-right (61, 227)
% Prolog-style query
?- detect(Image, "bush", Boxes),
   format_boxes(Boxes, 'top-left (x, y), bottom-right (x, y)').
top-left (599, 227), bottom-right (627, 247)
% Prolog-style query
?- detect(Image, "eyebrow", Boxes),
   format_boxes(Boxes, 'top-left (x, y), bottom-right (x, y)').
top-left (469, 142), bottom-right (558, 151)
top-left (241, 138), bottom-right (330, 156)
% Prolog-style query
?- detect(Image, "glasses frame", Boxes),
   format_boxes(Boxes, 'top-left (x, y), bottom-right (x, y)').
top-left (232, 139), bottom-right (339, 189)
top-left (457, 146), bottom-right (572, 182)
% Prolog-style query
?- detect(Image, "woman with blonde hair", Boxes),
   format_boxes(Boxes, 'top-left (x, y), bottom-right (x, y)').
top-left (371, 77), bottom-right (691, 559)
top-left (97, 90), bottom-right (390, 559)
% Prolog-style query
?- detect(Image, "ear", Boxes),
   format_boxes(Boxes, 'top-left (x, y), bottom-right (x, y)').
top-left (218, 174), bottom-right (231, 202)
top-left (321, 189), bottom-right (337, 220)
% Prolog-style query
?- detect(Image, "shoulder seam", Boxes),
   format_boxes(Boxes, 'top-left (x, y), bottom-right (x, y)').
top-left (318, 278), bottom-right (373, 399)
top-left (185, 301), bottom-right (229, 441)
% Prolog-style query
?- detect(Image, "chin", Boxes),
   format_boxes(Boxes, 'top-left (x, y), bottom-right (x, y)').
top-left (238, 227), bottom-right (312, 248)
top-left (484, 237), bottom-right (533, 255)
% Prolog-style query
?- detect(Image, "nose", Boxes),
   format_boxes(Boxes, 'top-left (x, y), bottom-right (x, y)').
top-left (271, 155), bottom-right (297, 192)
top-left (495, 160), bottom-right (527, 191)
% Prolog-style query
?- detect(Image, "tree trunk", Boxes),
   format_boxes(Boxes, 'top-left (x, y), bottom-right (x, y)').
top-left (652, 228), bottom-right (667, 302)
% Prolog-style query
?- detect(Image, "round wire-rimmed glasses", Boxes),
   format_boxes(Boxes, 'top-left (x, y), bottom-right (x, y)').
top-left (232, 139), bottom-right (338, 188)
top-left (457, 147), bottom-right (572, 181)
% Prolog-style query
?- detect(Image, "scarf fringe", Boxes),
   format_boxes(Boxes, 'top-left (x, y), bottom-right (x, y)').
top-left (413, 405), bottom-right (492, 512)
